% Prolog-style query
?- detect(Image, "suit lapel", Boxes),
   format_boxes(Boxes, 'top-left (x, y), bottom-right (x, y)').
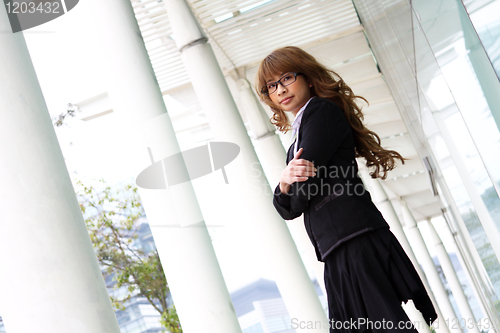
top-left (286, 138), bottom-right (296, 164)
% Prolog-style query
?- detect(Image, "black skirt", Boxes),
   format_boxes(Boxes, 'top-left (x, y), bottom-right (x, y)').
top-left (323, 227), bottom-right (437, 333)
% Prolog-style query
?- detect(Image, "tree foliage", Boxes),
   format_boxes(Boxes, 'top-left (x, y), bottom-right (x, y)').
top-left (53, 103), bottom-right (78, 127)
top-left (75, 178), bottom-right (182, 332)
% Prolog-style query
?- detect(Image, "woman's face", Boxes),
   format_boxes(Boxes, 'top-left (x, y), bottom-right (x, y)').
top-left (267, 72), bottom-right (312, 116)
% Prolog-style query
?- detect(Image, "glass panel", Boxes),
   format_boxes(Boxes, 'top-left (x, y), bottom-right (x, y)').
top-left (411, 0), bottom-right (500, 306)
top-left (463, 0), bottom-right (500, 77)
top-left (413, 0), bottom-right (500, 196)
top-left (353, 0), bottom-right (500, 324)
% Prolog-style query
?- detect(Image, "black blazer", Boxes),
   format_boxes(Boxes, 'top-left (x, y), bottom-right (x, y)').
top-left (273, 97), bottom-right (389, 262)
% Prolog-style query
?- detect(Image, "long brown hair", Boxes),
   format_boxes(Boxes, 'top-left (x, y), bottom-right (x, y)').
top-left (255, 46), bottom-right (406, 179)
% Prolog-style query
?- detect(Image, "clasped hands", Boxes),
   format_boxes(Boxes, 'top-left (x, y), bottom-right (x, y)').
top-left (279, 148), bottom-right (317, 194)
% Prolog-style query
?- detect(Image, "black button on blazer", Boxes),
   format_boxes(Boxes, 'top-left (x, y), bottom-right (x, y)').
top-left (273, 97), bottom-right (389, 262)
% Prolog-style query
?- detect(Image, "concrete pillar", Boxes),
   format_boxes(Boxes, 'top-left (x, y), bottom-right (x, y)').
top-left (400, 200), bottom-right (461, 333)
top-left (0, 4), bottom-right (120, 333)
top-left (427, 219), bottom-right (480, 333)
top-left (91, 0), bottom-right (242, 332)
top-left (358, 165), bottom-right (448, 333)
top-left (163, 1), bottom-right (328, 331)
top-left (234, 74), bottom-right (327, 299)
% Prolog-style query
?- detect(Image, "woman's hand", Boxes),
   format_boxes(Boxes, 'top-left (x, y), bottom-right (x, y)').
top-left (279, 148), bottom-right (317, 194)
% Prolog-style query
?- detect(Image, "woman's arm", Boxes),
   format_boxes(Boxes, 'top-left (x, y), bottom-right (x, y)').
top-left (273, 99), bottom-right (351, 219)
top-left (280, 181), bottom-right (291, 194)
top-left (273, 182), bottom-right (302, 220)
top-left (272, 148), bottom-right (314, 220)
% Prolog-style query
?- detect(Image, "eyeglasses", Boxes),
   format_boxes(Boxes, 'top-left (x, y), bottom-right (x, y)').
top-left (261, 72), bottom-right (302, 95)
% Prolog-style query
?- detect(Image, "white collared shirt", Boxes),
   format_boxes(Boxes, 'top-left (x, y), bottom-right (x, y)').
top-left (289, 97), bottom-right (314, 156)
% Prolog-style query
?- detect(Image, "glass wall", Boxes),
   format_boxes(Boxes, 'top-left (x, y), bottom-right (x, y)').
top-left (463, 0), bottom-right (500, 77)
top-left (463, 0), bottom-right (500, 136)
top-left (353, 0), bottom-right (500, 328)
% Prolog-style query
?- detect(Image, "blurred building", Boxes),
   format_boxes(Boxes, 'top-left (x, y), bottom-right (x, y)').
top-left (231, 278), bottom-right (327, 333)
top-left (111, 222), bottom-right (169, 333)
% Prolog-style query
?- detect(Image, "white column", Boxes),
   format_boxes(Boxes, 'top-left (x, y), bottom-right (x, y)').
top-left (235, 76), bottom-right (328, 299)
top-left (427, 220), bottom-right (480, 333)
top-left (358, 165), bottom-right (448, 333)
top-left (163, 1), bottom-right (328, 331)
top-left (0, 5), bottom-right (120, 333)
top-left (91, 1), bottom-right (242, 333)
top-left (400, 200), bottom-right (461, 333)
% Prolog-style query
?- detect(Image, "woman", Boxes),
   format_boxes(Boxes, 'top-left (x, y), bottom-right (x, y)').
top-left (256, 46), bottom-right (437, 332)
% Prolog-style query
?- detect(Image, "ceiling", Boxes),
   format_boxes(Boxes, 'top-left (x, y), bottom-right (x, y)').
top-left (127, 0), bottom-right (442, 222)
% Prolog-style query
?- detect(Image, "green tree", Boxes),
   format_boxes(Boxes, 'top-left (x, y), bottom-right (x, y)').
top-left (75, 178), bottom-right (182, 333)
top-left (53, 103), bottom-right (78, 127)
